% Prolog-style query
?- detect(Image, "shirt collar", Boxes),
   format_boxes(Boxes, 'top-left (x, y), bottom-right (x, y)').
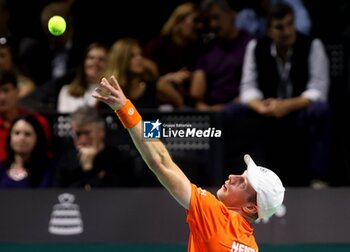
top-left (270, 42), bottom-right (293, 60)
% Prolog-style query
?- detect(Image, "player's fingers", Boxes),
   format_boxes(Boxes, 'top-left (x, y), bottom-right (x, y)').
top-left (92, 91), bottom-right (110, 103)
top-left (110, 75), bottom-right (122, 90)
top-left (100, 77), bottom-right (111, 88)
top-left (100, 77), bottom-right (117, 93)
top-left (108, 76), bottom-right (117, 89)
top-left (95, 86), bottom-right (110, 96)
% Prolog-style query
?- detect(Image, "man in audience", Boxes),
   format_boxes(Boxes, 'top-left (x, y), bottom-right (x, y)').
top-left (190, 0), bottom-right (254, 112)
top-left (53, 106), bottom-right (137, 188)
top-left (239, 3), bottom-right (332, 187)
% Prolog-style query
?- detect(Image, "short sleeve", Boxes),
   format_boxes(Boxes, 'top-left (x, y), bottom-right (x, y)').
top-left (186, 184), bottom-right (228, 240)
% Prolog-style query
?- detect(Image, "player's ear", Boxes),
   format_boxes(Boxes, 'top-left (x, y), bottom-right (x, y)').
top-left (242, 203), bottom-right (258, 216)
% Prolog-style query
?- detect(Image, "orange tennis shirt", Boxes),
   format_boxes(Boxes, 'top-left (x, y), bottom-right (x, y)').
top-left (186, 184), bottom-right (258, 252)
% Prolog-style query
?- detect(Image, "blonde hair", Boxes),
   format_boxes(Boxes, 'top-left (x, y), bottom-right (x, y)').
top-left (161, 2), bottom-right (198, 45)
top-left (104, 38), bottom-right (156, 96)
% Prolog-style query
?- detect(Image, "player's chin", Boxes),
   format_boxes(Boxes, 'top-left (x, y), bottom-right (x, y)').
top-left (216, 186), bottom-right (225, 198)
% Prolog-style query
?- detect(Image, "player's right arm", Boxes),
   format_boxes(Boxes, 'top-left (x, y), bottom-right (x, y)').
top-left (92, 76), bottom-right (192, 209)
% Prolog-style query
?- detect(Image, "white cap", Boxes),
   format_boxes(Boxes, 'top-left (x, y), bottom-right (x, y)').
top-left (244, 154), bottom-right (285, 219)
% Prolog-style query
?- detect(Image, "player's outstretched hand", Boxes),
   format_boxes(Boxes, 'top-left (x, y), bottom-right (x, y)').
top-left (92, 76), bottom-right (127, 111)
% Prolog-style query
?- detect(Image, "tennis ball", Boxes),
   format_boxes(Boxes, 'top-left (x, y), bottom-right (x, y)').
top-left (48, 16), bottom-right (66, 36)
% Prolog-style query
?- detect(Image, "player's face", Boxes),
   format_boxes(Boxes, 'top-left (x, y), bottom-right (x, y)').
top-left (217, 171), bottom-right (257, 208)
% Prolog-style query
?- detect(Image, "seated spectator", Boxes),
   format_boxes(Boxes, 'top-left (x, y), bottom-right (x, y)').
top-left (143, 2), bottom-right (204, 108)
top-left (235, 0), bottom-right (312, 37)
top-left (0, 36), bottom-right (36, 98)
top-left (0, 70), bottom-right (51, 162)
top-left (239, 3), bottom-right (332, 187)
top-left (103, 38), bottom-right (160, 109)
top-left (0, 115), bottom-right (53, 188)
top-left (53, 106), bottom-right (136, 189)
top-left (57, 42), bottom-right (109, 113)
top-left (189, 0), bottom-right (255, 112)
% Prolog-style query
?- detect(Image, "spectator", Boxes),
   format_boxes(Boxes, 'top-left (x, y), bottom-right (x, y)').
top-left (0, 70), bottom-right (52, 162)
top-left (104, 38), bottom-right (160, 109)
top-left (143, 2), bottom-right (204, 108)
top-left (0, 36), bottom-right (36, 98)
top-left (235, 0), bottom-right (312, 37)
top-left (239, 3), bottom-right (332, 187)
top-left (189, 0), bottom-right (255, 112)
top-left (57, 42), bottom-right (109, 113)
top-left (53, 106), bottom-right (136, 188)
top-left (0, 115), bottom-right (53, 188)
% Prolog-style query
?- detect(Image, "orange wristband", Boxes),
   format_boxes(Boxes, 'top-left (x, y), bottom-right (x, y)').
top-left (115, 99), bottom-right (142, 128)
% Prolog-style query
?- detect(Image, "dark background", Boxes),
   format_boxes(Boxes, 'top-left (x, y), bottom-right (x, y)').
top-left (6, 0), bottom-right (350, 46)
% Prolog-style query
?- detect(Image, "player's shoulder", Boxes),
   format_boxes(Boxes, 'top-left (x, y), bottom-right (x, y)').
top-left (191, 184), bottom-right (217, 202)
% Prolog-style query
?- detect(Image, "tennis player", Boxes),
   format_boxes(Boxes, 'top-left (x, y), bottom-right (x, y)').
top-left (92, 76), bottom-right (285, 251)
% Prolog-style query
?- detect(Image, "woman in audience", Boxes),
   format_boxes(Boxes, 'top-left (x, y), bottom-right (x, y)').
top-left (0, 115), bottom-right (53, 188)
top-left (103, 38), bottom-right (160, 109)
top-left (57, 42), bottom-right (109, 113)
top-left (143, 2), bottom-right (204, 108)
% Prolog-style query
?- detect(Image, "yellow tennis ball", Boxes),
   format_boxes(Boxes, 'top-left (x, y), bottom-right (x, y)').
top-left (48, 16), bottom-right (66, 36)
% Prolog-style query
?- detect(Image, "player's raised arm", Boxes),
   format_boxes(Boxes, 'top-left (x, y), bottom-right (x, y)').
top-left (92, 76), bottom-right (192, 209)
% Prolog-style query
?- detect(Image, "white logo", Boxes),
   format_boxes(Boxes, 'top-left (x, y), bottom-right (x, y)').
top-left (198, 188), bottom-right (207, 196)
top-left (128, 107), bottom-right (134, 115)
top-left (230, 241), bottom-right (256, 252)
top-left (143, 119), bottom-right (162, 138)
top-left (48, 193), bottom-right (83, 235)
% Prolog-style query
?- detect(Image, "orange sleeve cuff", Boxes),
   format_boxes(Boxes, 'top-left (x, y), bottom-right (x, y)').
top-left (115, 99), bottom-right (142, 128)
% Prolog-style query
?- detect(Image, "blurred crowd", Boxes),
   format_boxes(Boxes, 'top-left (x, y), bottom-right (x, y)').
top-left (0, 0), bottom-right (350, 189)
